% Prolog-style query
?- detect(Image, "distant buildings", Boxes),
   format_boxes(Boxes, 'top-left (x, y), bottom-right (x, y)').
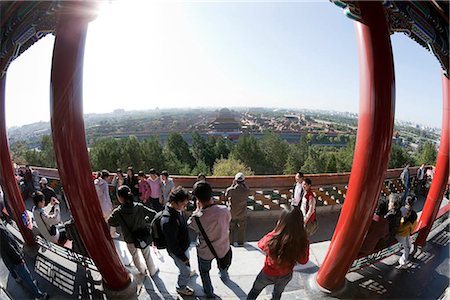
top-left (208, 108), bottom-right (242, 139)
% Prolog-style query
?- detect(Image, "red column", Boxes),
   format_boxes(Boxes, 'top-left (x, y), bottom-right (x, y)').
top-left (50, 5), bottom-right (130, 290)
top-left (0, 75), bottom-right (36, 246)
top-left (316, 1), bottom-right (395, 291)
top-left (415, 73), bottom-right (449, 246)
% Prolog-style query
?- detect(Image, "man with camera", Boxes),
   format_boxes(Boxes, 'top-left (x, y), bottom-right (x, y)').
top-left (32, 191), bottom-right (66, 244)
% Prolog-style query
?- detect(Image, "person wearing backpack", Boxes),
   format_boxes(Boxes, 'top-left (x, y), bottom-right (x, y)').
top-left (108, 185), bottom-right (158, 277)
top-left (161, 186), bottom-right (194, 296)
top-left (189, 181), bottom-right (231, 298)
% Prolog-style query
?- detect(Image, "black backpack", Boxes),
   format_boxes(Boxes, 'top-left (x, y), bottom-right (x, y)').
top-left (150, 210), bottom-right (171, 249)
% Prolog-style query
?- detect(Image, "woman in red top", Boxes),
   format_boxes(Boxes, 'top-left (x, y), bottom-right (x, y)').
top-left (247, 207), bottom-right (310, 300)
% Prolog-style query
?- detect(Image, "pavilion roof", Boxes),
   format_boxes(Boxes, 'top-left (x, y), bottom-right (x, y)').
top-left (332, 0), bottom-right (449, 77)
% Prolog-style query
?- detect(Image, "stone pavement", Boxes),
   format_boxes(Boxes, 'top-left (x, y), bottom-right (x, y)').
top-left (134, 216), bottom-right (449, 299)
top-left (0, 195), bottom-right (448, 299)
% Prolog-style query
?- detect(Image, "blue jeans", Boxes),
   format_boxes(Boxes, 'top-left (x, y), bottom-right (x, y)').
top-left (198, 256), bottom-right (229, 297)
top-left (247, 270), bottom-right (293, 300)
top-left (168, 250), bottom-right (190, 290)
top-left (401, 184), bottom-right (410, 205)
top-left (3, 256), bottom-right (44, 298)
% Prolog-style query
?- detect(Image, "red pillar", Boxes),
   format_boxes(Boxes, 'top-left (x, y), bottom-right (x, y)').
top-left (415, 73), bottom-right (449, 246)
top-left (316, 1), bottom-right (395, 291)
top-left (0, 75), bottom-right (36, 246)
top-left (50, 4), bottom-right (130, 290)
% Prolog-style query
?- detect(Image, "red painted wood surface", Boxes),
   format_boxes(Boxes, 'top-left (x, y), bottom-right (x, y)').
top-left (50, 4), bottom-right (130, 290)
top-left (316, 1), bottom-right (395, 291)
top-left (0, 75), bottom-right (36, 246)
top-left (415, 73), bottom-right (449, 246)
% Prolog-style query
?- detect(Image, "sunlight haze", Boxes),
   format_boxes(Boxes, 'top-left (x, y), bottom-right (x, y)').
top-left (5, 0), bottom-right (443, 129)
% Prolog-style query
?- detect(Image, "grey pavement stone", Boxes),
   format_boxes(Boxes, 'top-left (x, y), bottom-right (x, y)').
top-left (0, 196), bottom-right (448, 299)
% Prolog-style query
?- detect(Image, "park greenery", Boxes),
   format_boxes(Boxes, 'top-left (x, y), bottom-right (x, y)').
top-left (10, 131), bottom-right (437, 176)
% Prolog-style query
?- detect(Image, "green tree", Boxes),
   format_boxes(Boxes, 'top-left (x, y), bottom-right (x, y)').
top-left (141, 137), bottom-right (165, 172)
top-left (231, 134), bottom-right (266, 174)
top-left (336, 137), bottom-right (356, 172)
top-left (120, 136), bottom-right (144, 171)
top-left (24, 149), bottom-right (44, 167)
top-left (191, 132), bottom-right (216, 169)
top-left (191, 160), bottom-right (211, 176)
top-left (22, 135), bottom-right (56, 168)
top-left (212, 158), bottom-right (254, 176)
top-left (388, 143), bottom-right (411, 169)
top-left (284, 136), bottom-right (309, 174)
top-left (302, 147), bottom-right (326, 174)
top-left (163, 148), bottom-right (190, 175)
top-left (40, 135), bottom-right (56, 167)
top-left (325, 153), bottom-right (338, 173)
top-left (214, 137), bottom-right (232, 160)
top-left (166, 133), bottom-right (195, 168)
top-left (416, 141), bottom-right (437, 165)
top-left (89, 137), bottom-right (122, 171)
top-left (259, 132), bottom-right (289, 174)
top-left (10, 141), bottom-right (28, 165)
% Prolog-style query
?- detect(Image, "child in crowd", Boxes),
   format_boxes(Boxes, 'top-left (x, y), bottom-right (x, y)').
top-left (395, 200), bottom-right (417, 269)
top-left (247, 207), bottom-right (309, 300)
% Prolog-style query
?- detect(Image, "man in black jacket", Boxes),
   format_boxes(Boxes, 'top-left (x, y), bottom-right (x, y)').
top-left (0, 221), bottom-right (48, 299)
top-left (161, 186), bottom-right (194, 296)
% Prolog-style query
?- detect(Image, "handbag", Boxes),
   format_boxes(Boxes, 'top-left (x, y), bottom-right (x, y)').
top-left (194, 217), bottom-right (232, 270)
top-left (305, 218), bottom-right (318, 236)
top-left (117, 210), bottom-right (151, 249)
top-left (39, 212), bottom-right (57, 236)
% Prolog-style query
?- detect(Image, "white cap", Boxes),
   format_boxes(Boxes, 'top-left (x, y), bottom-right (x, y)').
top-left (235, 172), bottom-right (245, 182)
top-left (39, 177), bottom-right (48, 185)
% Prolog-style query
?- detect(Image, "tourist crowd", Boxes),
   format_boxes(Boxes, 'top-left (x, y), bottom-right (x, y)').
top-left (0, 164), bottom-right (430, 299)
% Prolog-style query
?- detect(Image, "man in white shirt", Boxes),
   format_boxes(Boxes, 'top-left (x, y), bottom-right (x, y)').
top-left (291, 171), bottom-right (304, 207)
top-left (415, 164), bottom-right (425, 196)
top-left (189, 181), bottom-right (231, 298)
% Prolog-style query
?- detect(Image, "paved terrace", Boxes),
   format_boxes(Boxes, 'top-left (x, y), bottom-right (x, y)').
top-left (0, 192), bottom-right (448, 299)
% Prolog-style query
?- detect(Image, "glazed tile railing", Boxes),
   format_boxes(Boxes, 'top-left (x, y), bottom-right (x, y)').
top-left (31, 166), bottom-right (420, 211)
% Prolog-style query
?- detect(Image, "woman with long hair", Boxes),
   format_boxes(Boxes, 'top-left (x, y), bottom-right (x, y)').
top-left (395, 200), bottom-right (417, 269)
top-left (247, 207), bottom-right (310, 300)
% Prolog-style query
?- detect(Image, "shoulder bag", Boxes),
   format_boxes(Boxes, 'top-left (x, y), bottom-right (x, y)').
top-left (39, 212), bottom-right (57, 236)
top-left (194, 216), bottom-right (232, 270)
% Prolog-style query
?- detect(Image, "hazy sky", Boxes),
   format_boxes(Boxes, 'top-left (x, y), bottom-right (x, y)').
top-left (5, 0), bottom-right (444, 128)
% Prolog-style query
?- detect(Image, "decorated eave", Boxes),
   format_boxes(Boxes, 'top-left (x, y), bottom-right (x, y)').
top-left (332, 0), bottom-right (450, 78)
top-left (0, 1), bottom-right (60, 78)
top-left (0, 1), bottom-right (99, 79)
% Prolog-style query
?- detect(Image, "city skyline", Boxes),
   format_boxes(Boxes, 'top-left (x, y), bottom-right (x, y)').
top-left (5, 0), bottom-right (444, 129)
